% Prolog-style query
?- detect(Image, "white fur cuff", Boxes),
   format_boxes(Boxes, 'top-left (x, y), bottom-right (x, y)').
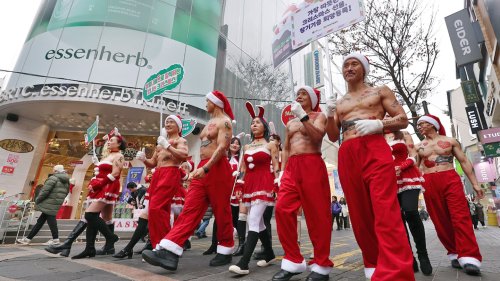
top-left (309, 263), bottom-right (331, 275)
top-left (458, 257), bottom-right (481, 268)
top-left (364, 268), bottom-right (375, 278)
top-left (217, 244), bottom-right (234, 255)
top-left (159, 239), bottom-right (183, 256)
top-left (107, 174), bottom-right (116, 181)
top-left (281, 258), bottom-right (306, 273)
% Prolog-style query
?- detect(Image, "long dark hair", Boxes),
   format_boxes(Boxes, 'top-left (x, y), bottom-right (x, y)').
top-left (270, 134), bottom-right (282, 151)
top-left (228, 137), bottom-right (241, 160)
top-left (250, 117), bottom-right (270, 142)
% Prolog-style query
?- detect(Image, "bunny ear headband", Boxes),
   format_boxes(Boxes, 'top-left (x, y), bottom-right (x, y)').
top-left (245, 101), bottom-right (265, 119)
top-left (103, 127), bottom-right (122, 142)
top-left (268, 122), bottom-right (277, 135)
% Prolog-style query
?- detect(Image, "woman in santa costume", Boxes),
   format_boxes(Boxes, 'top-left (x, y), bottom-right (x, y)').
top-left (72, 129), bottom-right (125, 259)
top-left (384, 129), bottom-right (432, 275)
top-left (228, 102), bottom-right (279, 276)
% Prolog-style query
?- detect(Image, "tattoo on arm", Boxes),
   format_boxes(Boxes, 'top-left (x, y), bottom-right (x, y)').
top-left (224, 122), bottom-right (230, 129)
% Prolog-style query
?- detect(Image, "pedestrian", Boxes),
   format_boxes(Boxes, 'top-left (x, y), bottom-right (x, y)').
top-left (385, 129), bottom-right (432, 275)
top-left (112, 181), bottom-right (150, 259)
top-left (17, 165), bottom-right (70, 246)
top-left (325, 53), bottom-right (414, 280)
top-left (416, 114), bottom-right (483, 275)
top-left (228, 135), bottom-right (247, 256)
top-left (272, 86), bottom-right (333, 281)
top-left (469, 197), bottom-right (478, 229)
top-left (331, 196), bottom-right (342, 230)
top-left (142, 90), bottom-right (235, 271)
top-left (71, 130), bottom-right (125, 259)
top-left (339, 197), bottom-right (349, 229)
top-left (475, 201), bottom-right (486, 228)
top-left (228, 102), bottom-right (278, 275)
top-left (197, 206), bottom-right (213, 240)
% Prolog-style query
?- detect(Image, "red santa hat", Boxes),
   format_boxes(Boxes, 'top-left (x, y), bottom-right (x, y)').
top-left (206, 90), bottom-right (235, 122)
top-left (295, 85), bottom-right (321, 112)
top-left (343, 53), bottom-right (370, 78)
top-left (417, 114), bottom-right (446, 136)
top-left (166, 114), bottom-right (182, 137)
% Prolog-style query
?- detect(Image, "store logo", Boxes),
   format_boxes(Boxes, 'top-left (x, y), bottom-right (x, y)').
top-left (0, 139), bottom-right (34, 153)
top-left (45, 46), bottom-right (149, 67)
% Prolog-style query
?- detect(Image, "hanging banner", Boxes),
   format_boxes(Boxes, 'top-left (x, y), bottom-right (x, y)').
top-left (292, 0), bottom-right (365, 49)
top-left (143, 64), bottom-right (185, 101)
top-left (465, 104), bottom-right (485, 134)
top-left (445, 9), bottom-right (482, 67)
top-left (121, 167), bottom-right (144, 202)
top-left (473, 161), bottom-right (497, 182)
top-left (478, 127), bottom-right (500, 144)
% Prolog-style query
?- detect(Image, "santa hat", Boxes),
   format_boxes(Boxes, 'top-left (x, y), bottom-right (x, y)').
top-left (296, 86), bottom-right (321, 112)
top-left (343, 53), bottom-right (370, 78)
top-left (206, 90), bottom-right (235, 123)
top-left (166, 114), bottom-right (182, 137)
top-left (418, 114), bottom-right (446, 136)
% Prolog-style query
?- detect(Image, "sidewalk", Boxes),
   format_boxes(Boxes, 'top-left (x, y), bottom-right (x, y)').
top-left (0, 219), bottom-right (498, 280)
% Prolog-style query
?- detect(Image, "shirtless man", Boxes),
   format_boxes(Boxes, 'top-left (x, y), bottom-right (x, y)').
top-left (272, 86), bottom-right (333, 281)
top-left (136, 115), bottom-right (188, 249)
top-left (416, 114), bottom-right (483, 276)
top-left (143, 90), bottom-right (234, 271)
top-left (325, 53), bottom-right (414, 281)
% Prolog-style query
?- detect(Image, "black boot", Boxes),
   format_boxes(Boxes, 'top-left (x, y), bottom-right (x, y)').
top-left (233, 219), bottom-right (247, 256)
top-left (413, 256), bottom-right (419, 272)
top-left (209, 253), bottom-right (232, 267)
top-left (135, 238), bottom-right (152, 254)
top-left (142, 249), bottom-right (179, 271)
top-left (45, 220), bottom-right (86, 257)
top-left (256, 229), bottom-right (275, 267)
top-left (114, 217), bottom-right (148, 258)
top-left (254, 210), bottom-right (272, 260)
top-left (203, 243), bottom-right (217, 255)
top-left (183, 239), bottom-right (191, 250)
top-left (72, 214), bottom-right (98, 259)
top-left (229, 231), bottom-right (259, 275)
top-left (96, 222), bottom-right (118, 255)
top-left (406, 210), bottom-right (433, 276)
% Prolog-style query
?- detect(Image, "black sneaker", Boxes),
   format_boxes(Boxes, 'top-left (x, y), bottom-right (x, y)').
top-left (451, 259), bottom-right (462, 269)
top-left (464, 264), bottom-right (481, 276)
top-left (305, 271), bottom-right (329, 281)
top-left (142, 249), bottom-right (179, 271)
top-left (209, 253), bottom-right (232, 266)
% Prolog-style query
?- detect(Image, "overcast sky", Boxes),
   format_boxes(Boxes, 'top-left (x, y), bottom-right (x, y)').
top-left (0, 0), bottom-right (466, 135)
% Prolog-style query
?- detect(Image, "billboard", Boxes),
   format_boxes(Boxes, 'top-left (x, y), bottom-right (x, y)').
top-left (445, 9), bottom-right (482, 67)
top-left (6, 0), bottom-right (223, 110)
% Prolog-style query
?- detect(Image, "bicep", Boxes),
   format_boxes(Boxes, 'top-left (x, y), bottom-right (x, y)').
top-left (217, 123), bottom-right (232, 149)
top-left (381, 86), bottom-right (405, 117)
top-left (313, 114), bottom-right (327, 133)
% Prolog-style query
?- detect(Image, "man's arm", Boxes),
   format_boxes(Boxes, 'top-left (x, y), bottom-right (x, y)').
top-left (281, 126), bottom-right (291, 171)
top-left (301, 113), bottom-right (327, 143)
top-left (380, 85), bottom-right (409, 131)
top-left (143, 149), bottom-right (158, 168)
top-left (326, 111), bottom-right (341, 142)
top-left (452, 138), bottom-right (484, 198)
top-left (204, 120), bottom-right (231, 169)
top-left (167, 138), bottom-right (189, 161)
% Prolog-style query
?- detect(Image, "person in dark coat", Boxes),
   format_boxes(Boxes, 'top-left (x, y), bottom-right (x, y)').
top-left (17, 165), bottom-right (70, 246)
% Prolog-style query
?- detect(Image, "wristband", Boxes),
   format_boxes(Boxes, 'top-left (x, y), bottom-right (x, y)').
top-left (300, 115), bottom-right (310, 122)
top-left (203, 166), bottom-right (209, 174)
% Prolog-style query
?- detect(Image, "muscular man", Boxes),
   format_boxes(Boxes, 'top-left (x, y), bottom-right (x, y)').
top-left (143, 90), bottom-right (235, 271)
top-left (272, 86), bottom-right (332, 281)
top-left (325, 53), bottom-right (414, 280)
top-left (137, 115), bottom-right (188, 249)
top-left (416, 114), bottom-right (483, 275)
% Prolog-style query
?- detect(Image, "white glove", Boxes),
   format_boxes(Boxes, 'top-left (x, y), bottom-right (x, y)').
top-left (92, 155), bottom-right (99, 165)
top-left (136, 150), bottom-right (146, 162)
top-left (326, 96), bottom-right (337, 117)
top-left (157, 136), bottom-right (171, 149)
top-left (232, 171), bottom-right (240, 177)
top-left (291, 101), bottom-right (307, 120)
top-left (355, 120), bottom-right (383, 136)
top-left (236, 179), bottom-right (245, 184)
top-left (276, 171), bottom-right (283, 187)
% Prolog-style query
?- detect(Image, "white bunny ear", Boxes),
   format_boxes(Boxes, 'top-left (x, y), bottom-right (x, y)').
top-left (245, 134), bottom-right (251, 141)
top-left (236, 132), bottom-right (245, 139)
top-left (114, 127), bottom-right (120, 135)
top-left (269, 122), bottom-right (277, 135)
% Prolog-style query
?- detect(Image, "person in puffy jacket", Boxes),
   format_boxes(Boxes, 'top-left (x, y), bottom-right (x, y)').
top-left (17, 165), bottom-right (70, 246)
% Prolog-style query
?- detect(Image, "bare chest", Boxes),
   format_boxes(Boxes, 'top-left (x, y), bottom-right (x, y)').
top-left (417, 140), bottom-right (453, 159)
top-left (200, 123), bottom-right (218, 140)
top-left (337, 92), bottom-right (382, 121)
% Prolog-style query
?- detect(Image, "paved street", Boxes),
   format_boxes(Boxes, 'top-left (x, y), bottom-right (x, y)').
top-left (0, 219), bottom-right (499, 281)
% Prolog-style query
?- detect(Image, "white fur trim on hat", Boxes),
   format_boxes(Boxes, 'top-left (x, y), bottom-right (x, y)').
top-left (417, 116), bottom-right (440, 130)
top-left (53, 165), bottom-right (65, 172)
top-left (166, 115), bottom-right (182, 132)
top-left (296, 85), bottom-right (317, 110)
top-left (344, 53), bottom-right (370, 77)
top-left (206, 91), bottom-right (224, 108)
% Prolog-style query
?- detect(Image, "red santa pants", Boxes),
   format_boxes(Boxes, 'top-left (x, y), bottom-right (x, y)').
top-left (148, 167), bottom-right (181, 248)
top-left (338, 135), bottom-right (414, 281)
top-left (276, 153), bottom-right (333, 275)
top-left (158, 158), bottom-right (234, 255)
top-left (422, 170), bottom-right (482, 267)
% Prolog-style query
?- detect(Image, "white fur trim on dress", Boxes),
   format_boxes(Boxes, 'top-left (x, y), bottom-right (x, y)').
top-left (418, 116), bottom-right (440, 130)
top-left (159, 239), bottom-right (183, 256)
top-left (448, 253), bottom-right (458, 261)
top-left (364, 267), bottom-right (375, 278)
top-left (458, 257), bottom-right (481, 268)
top-left (281, 258), bottom-right (307, 273)
top-left (98, 161), bottom-right (113, 165)
top-left (107, 174), bottom-right (116, 181)
top-left (206, 91), bottom-right (224, 108)
top-left (244, 147), bottom-right (271, 156)
top-left (217, 244), bottom-right (234, 255)
top-left (309, 263), bottom-right (332, 275)
top-left (397, 185), bottom-right (424, 194)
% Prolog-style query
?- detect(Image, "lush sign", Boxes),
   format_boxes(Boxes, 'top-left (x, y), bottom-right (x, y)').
top-left (143, 64), bottom-right (185, 101)
top-left (182, 119), bottom-right (198, 137)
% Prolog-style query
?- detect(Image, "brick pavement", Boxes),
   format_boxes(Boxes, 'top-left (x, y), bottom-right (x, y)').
top-left (0, 219), bottom-right (498, 281)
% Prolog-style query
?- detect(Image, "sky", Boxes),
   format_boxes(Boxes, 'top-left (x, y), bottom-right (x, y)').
top-left (0, 0), bottom-right (465, 136)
